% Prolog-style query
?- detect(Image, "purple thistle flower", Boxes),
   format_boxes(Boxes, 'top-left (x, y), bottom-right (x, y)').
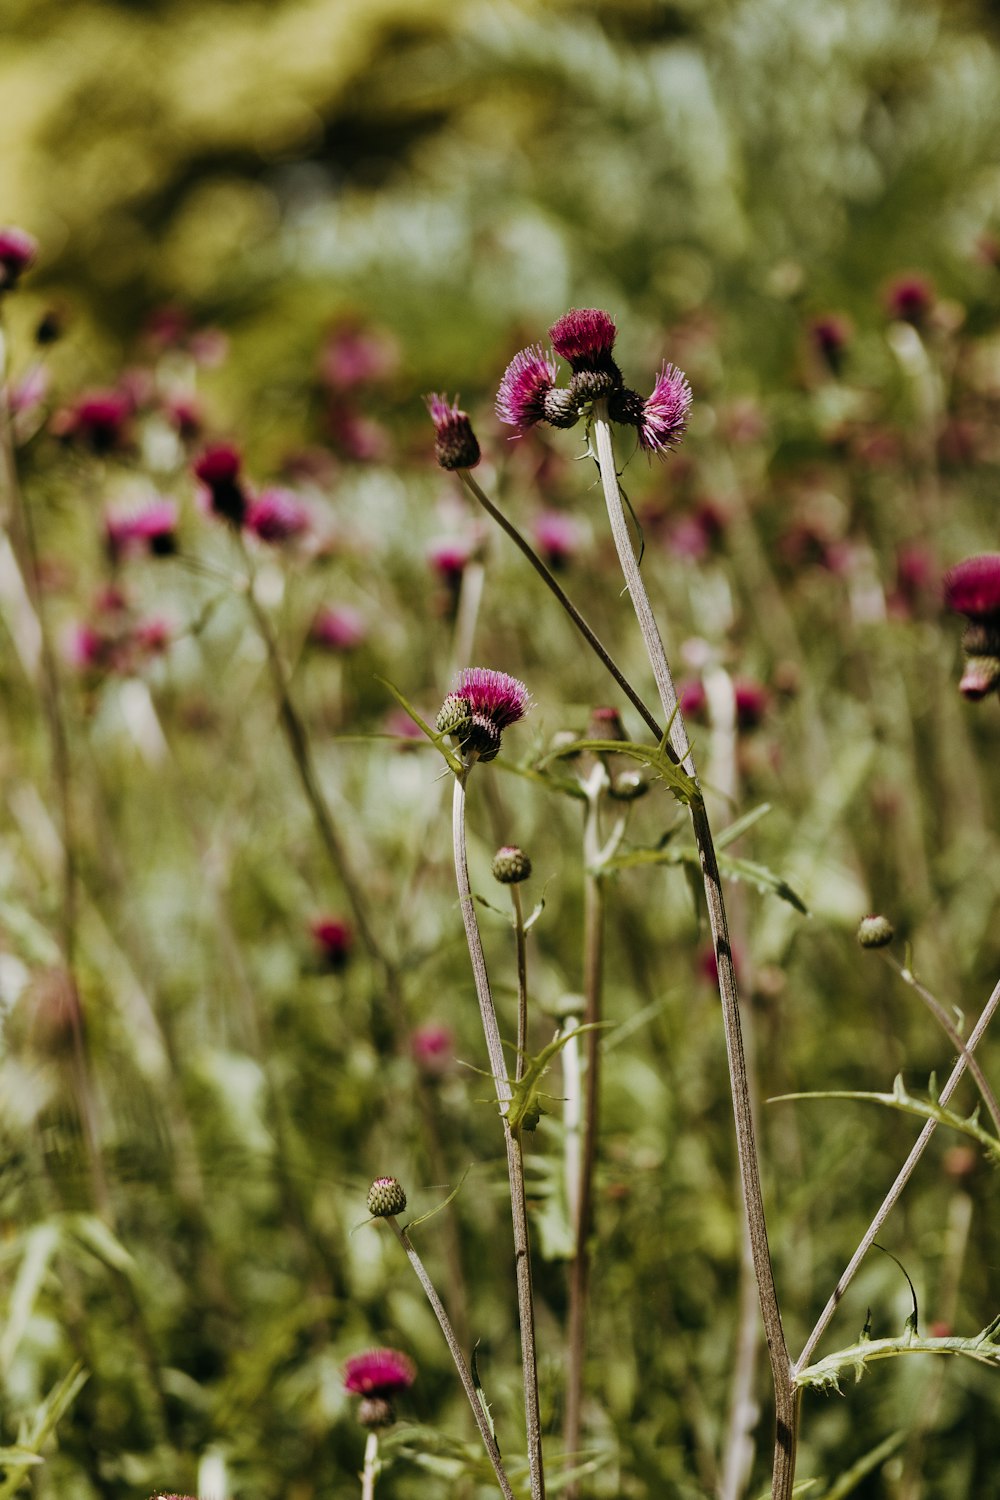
top-left (496, 345), bottom-right (559, 430)
top-left (105, 499), bottom-right (178, 561)
top-left (0, 227), bottom-right (37, 292)
top-left (247, 488), bottom-right (311, 544)
top-left (884, 273), bottom-right (935, 325)
top-left (533, 509), bottom-right (581, 568)
top-left (52, 389), bottom-right (133, 455)
top-left (454, 667), bottom-right (530, 730)
top-left (310, 604), bottom-right (367, 652)
top-left (548, 308), bottom-right (618, 372)
top-left (638, 363), bottom-right (692, 454)
top-left (343, 1348), bottom-right (416, 1397)
top-left (193, 443), bottom-right (247, 527)
top-left (944, 555), bottom-right (1000, 621)
top-left (310, 916), bottom-right (353, 971)
top-left (426, 393), bottom-right (480, 470)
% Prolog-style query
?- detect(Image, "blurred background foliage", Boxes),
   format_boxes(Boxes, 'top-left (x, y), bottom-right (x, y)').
top-left (2, 0), bottom-right (1000, 1496)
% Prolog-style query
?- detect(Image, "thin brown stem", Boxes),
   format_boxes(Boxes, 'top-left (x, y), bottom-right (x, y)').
top-left (795, 975), bottom-right (1000, 1373)
top-left (386, 1215), bottom-right (516, 1499)
top-left (452, 770), bottom-right (545, 1500)
top-left (591, 405), bottom-right (796, 1499)
top-left (511, 884), bottom-right (529, 1084)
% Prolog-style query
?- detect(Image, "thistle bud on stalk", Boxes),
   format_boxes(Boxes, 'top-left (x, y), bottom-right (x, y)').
top-left (945, 554), bottom-right (1000, 701)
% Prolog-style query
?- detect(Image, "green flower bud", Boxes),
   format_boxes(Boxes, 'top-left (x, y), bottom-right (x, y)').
top-left (436, 693), bottom-right (471, 737)
top-left (857, 914), bottom-right (895, 950)
top-left (492, 845), bottom-right (532, 884)
top-left (367, 1176), bottom-right (407, 1218)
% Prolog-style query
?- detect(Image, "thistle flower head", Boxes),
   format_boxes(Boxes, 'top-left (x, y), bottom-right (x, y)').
top-left (454, 667), bottom-right (530, 730)
top-left (310, 916), bottom-right (353, 970)
top-left (52, 389), bottom-right (133, 455)
top-left (885, 273), bottom-right (935, 325)
top-left (492, 845), bottom-right (532, 884)
top-left (548, 308), bottom-right (619, 373)
top-left (309, 605), bottom-right (367, 652)
top-left (247, 488), bottom-right (311, 544)
top-left (193, 443), bottom-right (247, 526)
top-left (533, 509), bottom-right (581, 568)
top-left (105, 499), bottom-right (178, 561)
top-left (367, 1176), bottom-right (407, 1217)
top-left (426, 393), bottom-right (480, 470)
top-left (496, 345), bottom-right (559, 431)
top-left (0, 227), bottom-right (37, 292)
top-left (343, 1348), bottom-right (416, 1398)
top-left (637, 363), bottom-right (692, 454)
top-left (410, 1022), bottom-right (454, 1075)
top-left (944, 554), bottom-right (1000, 621)
top-left (810, 313), bottom-right (852, 372)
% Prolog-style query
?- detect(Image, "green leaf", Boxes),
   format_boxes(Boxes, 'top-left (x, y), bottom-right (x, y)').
top-left (794, 1318), bottom-right (1000, 1394)
top-left (715, 802), bottom-right (773, 850)
top-left (405, 1167), bottom-right (472, 1231)
top-left (770, 1075), bottom-right (1000, 1160)
top-left (470, 1344), bottom-right (498, 1450)
top-left (535, 737), bottom-right (699, 806)
top-left (819, 1430), bottom-right (906, 1500)
top-left (0, 1363), bottom-right (88, 1499)
top-left (375, 676), bottom-right (464, 775)
top-left (602, 839), bottom-right (807, 913)
top-left (506, 1024), bottom-right (607, 1134)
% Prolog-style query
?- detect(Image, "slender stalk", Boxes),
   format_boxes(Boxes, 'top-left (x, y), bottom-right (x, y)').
top-left (238, 543), bottom-right (402, 1028)
top-left (386, 1214), bottom-right (516, 1499)
top-left (452, 770), bottom-right (545, 1500)
top-left (795, 976), bottom-right (1000, 1373)
top-left (361, 1430), bottom-right (379, 1500)
top-left (563, 772), bottom-right (607, 1494)
top-left (883, 953), bottom-right (1000, 1140)
top-left (591, 404), bottom-right (796, 1498)
top-left (510, 883), bottom-right (529, 1083)
top-left (458, 471), bottom-right (662, 741)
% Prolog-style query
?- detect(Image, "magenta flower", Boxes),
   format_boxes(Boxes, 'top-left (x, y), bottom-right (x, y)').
top-left (884, 273), bottom-right (935, 325)
top-left (548, 308), bottom-right (618, 372)
top-left (428, 537), bottom-right (473, 582)
top-left (733, 679), bottom-right (769, 730)
top-left (426, 393), bottom-right (480, 470)
top-left (809, 314), bottom-right (852, 375)
top-left (637, 363), bottom-right (692, 453)
top-left (311, 916), bottom-right (353, 971)
top-left (193, 443), bottom-right (247, 526)
top-left (454, 667), bottom-right (530, 730)
top-left (0, 227), bottom-right (37, 292)
top-left (410, 1022), bottom-right (454, 1076)
top-left (52, 389), bottom-right (133, 455)
top-left (247, 488), bottom-right (311, 544)
top-left (105, 500), bottom-right (178, 562)
top-left (162, 392), bottom-right (202, 443)
top-left (496, 345), bottom-right (559, 431)
top-left (533, 509), bottom-right (581, 568)
top-left (944, 555), bottom-right (1000, 620)
top-left (310, 604), bottom-right (367, 652)
top-left (343, 1348), bottom-right (416, 1398)
top-left (320, 322), bottom-right (398, 389)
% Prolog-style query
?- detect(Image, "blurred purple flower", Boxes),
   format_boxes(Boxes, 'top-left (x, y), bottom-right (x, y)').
top-left (0, 226), bottom-right (37, 292)
top-left (533, 509), bottom-right (581, 568)
top-left (310, 916), bottom-right (353, 972)
top-left (52, 389), bottom-right (133, 455)
top-left (410, 1022), bottom-right (454, 1077)
top-left (945, 554), bottom-right (1000, 620)
top-left (193, 443), bottom-right (247, 526)
top-left (105, 499), bottom-right (178, 562)
top-left (343, 1348), bottom-right (415, 1397)
top-left (320, 321), bottom-right (398, 389)
top-left (884, 273), bottom-right (935, 325)
top-left (310, 605), bottom-right (367, 652)
top-left (247, 488), bottom-right (311, 544)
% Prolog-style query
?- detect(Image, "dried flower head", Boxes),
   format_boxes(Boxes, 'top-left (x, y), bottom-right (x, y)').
top-left (548, 308), bottom-right (619, 374)
top-left (496, 345), bottom-right (559, 431)
top-left (0, 226), bottom-right (37, 292)
top-left (944, 555), bottom-right (1000, 621)
top-left (637, 363), bottom-right (692, 454)
top-left (426, 394), bottom-right (480, 470)
top-left (343, 1348), bottom-right (416, 1398)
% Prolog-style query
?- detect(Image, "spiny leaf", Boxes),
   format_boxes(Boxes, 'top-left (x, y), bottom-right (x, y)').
top-left (770, 1076), bottom-right (1000, 1160)
top-left (602, 842), bottom-right (807, 913)
top-left (535, 737), bottom-right (698, 805)
top-left (794, 1318), bottom-right (1000, 1394)
top-left (375, 677), bottom-right (464, 775)
top-left (471, 1344), bottom-right (498, 1449)
top-left (506, 1024), bottom-right (607, 1134)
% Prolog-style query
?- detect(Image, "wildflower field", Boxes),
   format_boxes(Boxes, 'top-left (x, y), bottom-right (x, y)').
top-left (2, 1), bottom-right (1000, 1497)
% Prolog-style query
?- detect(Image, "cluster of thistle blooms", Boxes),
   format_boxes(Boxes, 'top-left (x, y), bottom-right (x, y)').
top-left (427, 306), bottom-right (692, 468)
top-left (945, 555), bottom-right (1000, 701)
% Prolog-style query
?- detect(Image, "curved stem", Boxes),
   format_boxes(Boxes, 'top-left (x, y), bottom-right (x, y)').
top-left (885, 954), bottom-right (1000, 1140)
top-left (795, 975), bottom-right (1000, 1373)
top-left (591, 405), bottom-right (796, 1498)
top-left (387, 1215), bottom-right (516, 1499)
top-left (452, 771), bottom-right (545, 1500)
top-left (459, 471), bottom-right (662, 741)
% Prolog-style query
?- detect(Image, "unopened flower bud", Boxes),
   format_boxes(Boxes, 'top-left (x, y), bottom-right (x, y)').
top-left (542, 387), bottom-right (581, 429)
top-left (609, 769), bottom-right (648, 801)
top-left (958, 655), bottom-right (1000, 701)
top-left (357, 1396), bottom-right (396, 1429)
top-left (568, 368), bottom-right (619, 406)
top-left (492, 845), bottom-right (532, 884)
top-left (367, 1176), bottom-right (407, 1218)
top-left (426, 394), bottom-right (480, 470)
top-left (436, 692), bottom-right (471, 737)
top-left (606, 386), bottom-right (646, 427)
top-left (857, 914), bottom-right (895, 949)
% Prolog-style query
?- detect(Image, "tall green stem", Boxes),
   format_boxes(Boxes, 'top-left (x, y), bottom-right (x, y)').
top-left (452, 771), bottom-right (545, 1500)
top-left (591, 404), bottom-right (796, 1499)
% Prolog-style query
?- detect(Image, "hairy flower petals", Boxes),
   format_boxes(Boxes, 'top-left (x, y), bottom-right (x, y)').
top-left (496, 345), bottom-right (558, 430)
top-left (638, 363), bottom-right (692, 454)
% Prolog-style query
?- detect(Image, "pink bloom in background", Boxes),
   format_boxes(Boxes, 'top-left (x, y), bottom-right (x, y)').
top-left (454, 667), bottom-right (530, 730)
top-left (327, 406), bottom-right (390, 463)
top-left (320, 321), bottom-right (399, 389)
top-left (496, 345), bottom-right (559, 431)
top-left (410, 1022), bottom-right (454, 1076)
top-left (310, 605), bottom-right (367, 652)
top-left (533, 509), bottom-right (581, 568)
top-left (383, 707), bottom-right (424, 746)
top-left (668, 499), bottom-right (727, 560)
top-left (638, 363), bottom-right (692, 453)
top-left (888, 542), bottom-right (940, 618)
top-left (944, 554), bottom-right (1000, 620)
top-left (52, 389), bottom-right (133, 454)
top-left (134, 617), bottom-right (171, 657)
top-left (0, 226), bottom-right (37, 291)
top-left (67, 624), bottom-right (114, 674)
top-left (311, 917), bottom-right (353, 971)
top-left (343, 1348), bottom-right (415, 1398)
top-left (162, 392), bottom-right (202, 443)
top-left (193, 443), bottom-right (247, 526)
top-left (105, 499), bottom-right (178, 561)
top-left (425, 394), bottom-right (480, 471)
top-left (809, 313), bottom-right (852, 374)
top-left (428, 536), bottom-right (474, 587)
top-left (678, 679), bottom-right (707, 719)
top-left (247, 488), bottom-right (311, 544)
top-left (734, 679), bottom-right (770, 730)
top-left (548, 307), bottom-right (618, 371)
top-left (884, 273), bottom-right (935, 325)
